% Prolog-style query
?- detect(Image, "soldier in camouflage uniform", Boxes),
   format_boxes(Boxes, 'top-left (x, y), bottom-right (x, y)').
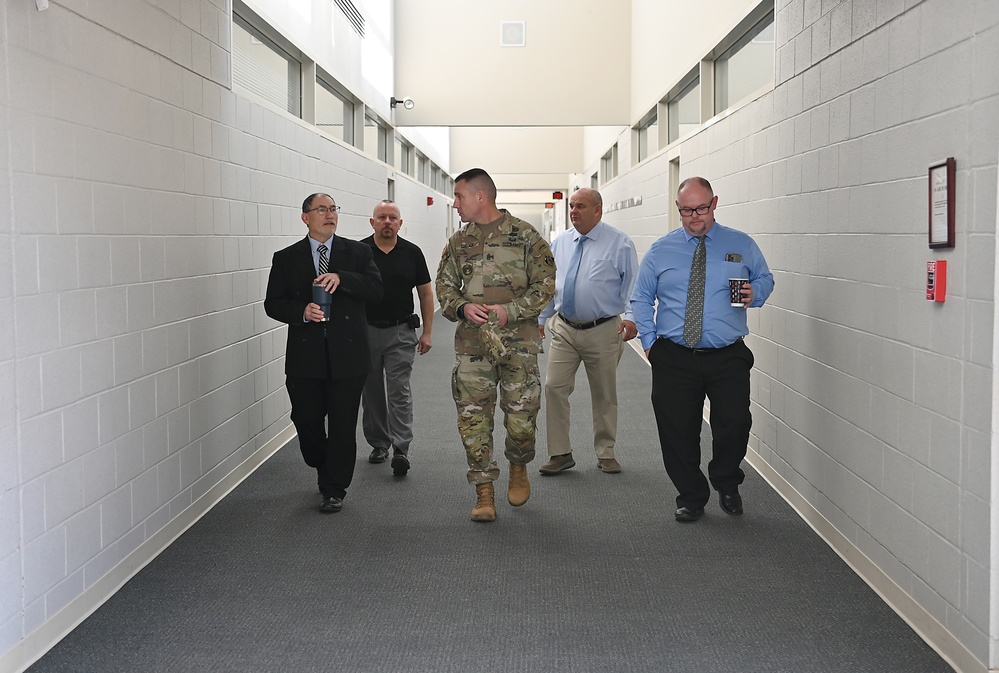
top-left (436, 168), bottom-right (556, 522)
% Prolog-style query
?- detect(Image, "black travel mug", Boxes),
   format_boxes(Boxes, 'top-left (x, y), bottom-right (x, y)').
top-left (312, 282), bottom-right (332, 321)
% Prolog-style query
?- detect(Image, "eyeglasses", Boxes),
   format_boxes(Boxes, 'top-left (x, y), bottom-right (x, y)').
top-left (677, 203), bottom-right (712, 217)
top-left (307, 205), bottom-right (341, 215)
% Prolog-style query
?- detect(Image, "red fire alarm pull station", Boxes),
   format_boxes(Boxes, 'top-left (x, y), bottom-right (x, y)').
top-left (926, 260), bottom-right (946, 302)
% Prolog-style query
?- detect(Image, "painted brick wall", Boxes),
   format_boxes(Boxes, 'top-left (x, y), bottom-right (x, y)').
top-left (593, 0), bottom-right (998, 666)
top-left (0, 0), bottom-right (449, 664)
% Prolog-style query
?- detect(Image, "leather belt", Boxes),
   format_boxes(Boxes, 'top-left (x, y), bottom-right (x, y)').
top-left (660, 336), bottom-right (743, 354)
top-left (367, 317), bottom-right (409, 328)
top-left (558, 314), bottom-right (614, 330)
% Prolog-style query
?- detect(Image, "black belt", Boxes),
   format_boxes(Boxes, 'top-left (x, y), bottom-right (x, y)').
top-left (368, 317), bottom-right (409, 328)
top-left (660, 336), bottom-right (743, 354)
top-left (558, 314), bottom-right (615, 330)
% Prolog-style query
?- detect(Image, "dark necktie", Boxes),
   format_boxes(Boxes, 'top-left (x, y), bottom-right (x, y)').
top-left (683, 236), bottom-right (706, 347)
top-left (318, 244), bottom-right (328, 275)
top-left (561, 235), bottom-right (587, 319)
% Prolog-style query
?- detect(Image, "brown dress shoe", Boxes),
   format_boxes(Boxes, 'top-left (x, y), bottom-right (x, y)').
top-left (597, 457), bottom-right (622, 473)
top-left (539, 453), bottom-right (575, 474)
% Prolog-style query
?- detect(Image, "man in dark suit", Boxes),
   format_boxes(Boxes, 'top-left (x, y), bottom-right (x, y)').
top-left (264, 193), bottom-right (383, 514)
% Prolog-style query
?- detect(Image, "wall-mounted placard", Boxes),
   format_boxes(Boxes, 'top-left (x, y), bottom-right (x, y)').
top-left (928, 157), bottom-right (955, 249)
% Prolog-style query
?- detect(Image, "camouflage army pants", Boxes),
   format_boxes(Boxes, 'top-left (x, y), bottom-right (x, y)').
top-left (451, 352), bottom-right (541, 485)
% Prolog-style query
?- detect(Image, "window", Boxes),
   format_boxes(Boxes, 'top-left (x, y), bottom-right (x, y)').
top-left (364, 114), bottom-right (389, 163)
top-left (590, 172), bottom-right (598, 189)
top-left (667, 77), bottom-right (700, 144)
top-left (316, 77), bottom-right (354, 144)
top-left (232, 15), bottom-right (301, 116)
top-left (668, 158), bottom-right (681, 231)
top-left (600, 144), bottom-right (618, 184)
top-left (417, 153), bottom-right (428, 184)
top-left (397, 139), bottom-right (413, 176)
top-left (636, 110), bottom-right (658, 163)
top-left (714, 12), bottom-right (774, 114)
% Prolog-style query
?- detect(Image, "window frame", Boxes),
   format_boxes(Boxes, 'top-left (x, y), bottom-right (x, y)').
top-left (711, 9), bottom-right (775, 116)
top-left (634, 108), bottom-right (659, 164)
top-left (364, 112), bottom-right (390, 164)
top-left (231, 9), bottom-right (303, 117)
top-left (666, 70), bottom-right (700, 145)
top-left (600, 143), bottom-right (619, 184)
top-left (315, 72), bottom-right (356, 145)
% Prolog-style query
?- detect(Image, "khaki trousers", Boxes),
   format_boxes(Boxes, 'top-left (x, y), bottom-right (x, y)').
top-left (543, 314), bottom-right (625, 459)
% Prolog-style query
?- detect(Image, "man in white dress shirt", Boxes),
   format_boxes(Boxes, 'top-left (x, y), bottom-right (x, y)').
top-left (538, 188), bottom-right (639, 474)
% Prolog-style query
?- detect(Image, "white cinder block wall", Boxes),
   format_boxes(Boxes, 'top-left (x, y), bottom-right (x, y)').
top-left (586, 0), bottom-right (998, 669)
top-left (0, 0), bottom-right (449, 669)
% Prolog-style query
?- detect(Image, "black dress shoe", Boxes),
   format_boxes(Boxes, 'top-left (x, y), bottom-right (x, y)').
top-left (319, 496), bottom-right (343, 513)
top-left (368, 447), bottom-right (389, 464)
top-left (675, 506), bottom-right (704, 522)
top-left (720, 493), bottom-right (743, 515)
top-left (391, 453), bottom-right (410, 476)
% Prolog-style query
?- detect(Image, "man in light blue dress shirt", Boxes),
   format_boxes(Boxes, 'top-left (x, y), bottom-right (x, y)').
top-left (631, 177), bottom-right (774, 522)
top-left (538, 188), bottom-right (639, 475)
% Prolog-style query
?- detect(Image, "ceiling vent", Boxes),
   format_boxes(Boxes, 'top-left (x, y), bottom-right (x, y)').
top-left (500, 21), bottom-right (525, 47)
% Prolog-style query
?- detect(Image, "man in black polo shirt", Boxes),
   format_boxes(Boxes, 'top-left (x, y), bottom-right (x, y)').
top-left (361, 200), bottom-right (434, 475)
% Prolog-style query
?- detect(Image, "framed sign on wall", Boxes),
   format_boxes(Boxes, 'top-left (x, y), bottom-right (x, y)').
top-left (928, 157), bottom-right (955, 249)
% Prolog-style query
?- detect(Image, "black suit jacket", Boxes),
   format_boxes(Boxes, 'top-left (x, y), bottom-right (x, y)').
top-left (264, 235), bottom-right (383, 380)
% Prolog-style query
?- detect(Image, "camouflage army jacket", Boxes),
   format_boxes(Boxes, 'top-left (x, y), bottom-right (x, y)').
top-left (436, 210), bottom-right (555, 355)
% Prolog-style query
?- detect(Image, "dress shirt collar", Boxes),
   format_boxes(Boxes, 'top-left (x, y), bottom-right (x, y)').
top-left (680, 220), bottom-right (717, 243)
top-left (569, 220), bottom-right (606, 242)
top-left (309, 234), bottom-right (335, 254)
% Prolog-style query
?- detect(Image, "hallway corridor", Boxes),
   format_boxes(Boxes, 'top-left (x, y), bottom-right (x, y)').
top-left (26, 318), bottom-right (953, 673)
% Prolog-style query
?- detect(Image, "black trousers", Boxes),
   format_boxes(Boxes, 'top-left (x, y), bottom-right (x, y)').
top-left (286, 357), bottom-right (367, 499)
top-left (649, 338), bottom-right (754, 509)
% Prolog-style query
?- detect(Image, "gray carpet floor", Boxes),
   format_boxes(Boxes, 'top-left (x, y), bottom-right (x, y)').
top-left (28, 316), bottom-right (953, 672)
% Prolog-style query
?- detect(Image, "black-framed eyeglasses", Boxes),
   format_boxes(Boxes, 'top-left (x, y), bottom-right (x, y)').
top-left (307, 205), bottom-right (341, 215)
top-left (677, 203), bottom-right (712, 217)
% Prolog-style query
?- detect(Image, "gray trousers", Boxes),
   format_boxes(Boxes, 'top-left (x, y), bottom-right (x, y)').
top-left (362, 324), bottom-right (418, 455)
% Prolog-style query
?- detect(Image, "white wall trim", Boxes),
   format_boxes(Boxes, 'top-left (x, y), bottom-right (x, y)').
top-left (747, 448), bottom-right (984, 673)
top-left (0, 425), bottom-right (298, 673)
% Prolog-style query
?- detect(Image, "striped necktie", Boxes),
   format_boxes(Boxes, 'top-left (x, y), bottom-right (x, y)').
top-left (318, 244), bottom-right (328, 275)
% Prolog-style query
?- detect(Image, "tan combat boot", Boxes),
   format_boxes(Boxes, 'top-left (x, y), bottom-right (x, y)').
top-left (507, 463), bottom-right (531, 507)
top-left (471, 483), bottom-right (496, 522)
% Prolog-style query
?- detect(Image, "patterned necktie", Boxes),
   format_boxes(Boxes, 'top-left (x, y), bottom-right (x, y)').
top-left (318, 244), bottom-right (328, 275)
top-left (561, 235), bottom-right (587, 319)
top-left (683, 235), bottom-right (706, 347)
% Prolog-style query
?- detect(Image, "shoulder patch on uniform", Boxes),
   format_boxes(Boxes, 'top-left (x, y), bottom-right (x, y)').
top-left (544, 255), bottom-right (554, 267)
